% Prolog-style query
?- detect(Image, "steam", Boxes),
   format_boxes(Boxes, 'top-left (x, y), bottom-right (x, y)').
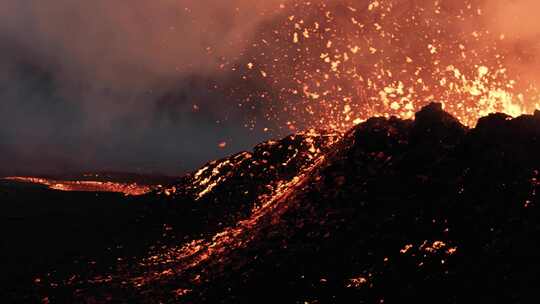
top-left (0, 0), bottom-right (286, 84)
top-left (0, 0), bottom-right (286, 175)
top-left (484, 0), bottom-right (540, 84)
top-left (487, 0), bottom-right (540, 40)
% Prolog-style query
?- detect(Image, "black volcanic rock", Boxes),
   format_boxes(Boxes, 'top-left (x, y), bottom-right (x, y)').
top-left (154, 103), bottom-right (540, 303)
top-left (411, 102), bottom-right (466, 145)
top-left (13, 103), bottom-right (540, 303)
top-left (145, 130), bottom-right (340, 235)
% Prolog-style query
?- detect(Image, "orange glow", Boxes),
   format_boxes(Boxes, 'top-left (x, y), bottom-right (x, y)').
top-left (4, 177), bottom-right (153, 196)
top-left (224, 0), bottom-right (540, 132)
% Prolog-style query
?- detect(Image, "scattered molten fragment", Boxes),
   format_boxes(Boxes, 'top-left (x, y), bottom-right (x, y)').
top-left (223, 0), bottom-right (540, 133)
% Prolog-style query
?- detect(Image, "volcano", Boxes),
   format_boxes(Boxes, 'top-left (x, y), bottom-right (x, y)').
top-left (4, 103), bottom-right (540, 303)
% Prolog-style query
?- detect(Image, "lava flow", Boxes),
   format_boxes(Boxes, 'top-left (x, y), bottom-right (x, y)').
top-left (3, 177), bottom-right (154, 196)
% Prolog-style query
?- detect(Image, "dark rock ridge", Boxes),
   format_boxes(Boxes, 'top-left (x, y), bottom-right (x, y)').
top-left (145, 129), bottom-right (340, 236)
top-left (20, 103), bottom-right (540, 303)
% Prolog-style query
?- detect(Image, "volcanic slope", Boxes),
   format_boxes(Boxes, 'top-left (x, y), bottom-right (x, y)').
top-left (40, 103), bottom-right (540, 303)
top-left (27, 128), bottom-right (341, 302)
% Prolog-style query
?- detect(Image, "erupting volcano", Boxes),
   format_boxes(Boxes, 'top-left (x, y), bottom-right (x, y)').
top-left (6, 103), bottom-right (540, 303)
top-left (3, 0), bottom-right (540, 303)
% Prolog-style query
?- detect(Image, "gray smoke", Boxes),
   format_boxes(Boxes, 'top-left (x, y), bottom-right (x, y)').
top-left (0, 0), bottom-right (285, 175)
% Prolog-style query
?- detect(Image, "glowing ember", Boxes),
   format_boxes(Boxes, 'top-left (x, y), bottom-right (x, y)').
top-left (4, 177), bottom-right (154, 196)
top-left (346, 276), bottom-right (369, 289)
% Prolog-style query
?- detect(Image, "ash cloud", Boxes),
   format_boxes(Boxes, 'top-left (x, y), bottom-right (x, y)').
top-left (484, 0), bottom-right (540, 83)
top-left (415, 0), bottom-right (540, 90)
top-left (486, 0), bottom-right (540, 41)
top-left (0, 0), bottom-right (285, 175)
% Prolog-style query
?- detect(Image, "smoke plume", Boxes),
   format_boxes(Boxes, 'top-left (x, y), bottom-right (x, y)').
top-left (0, 0), bottom-right (285, 175)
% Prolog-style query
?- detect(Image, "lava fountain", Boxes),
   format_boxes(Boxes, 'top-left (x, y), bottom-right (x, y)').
top-left (218, 0), bottom-right (540, 133)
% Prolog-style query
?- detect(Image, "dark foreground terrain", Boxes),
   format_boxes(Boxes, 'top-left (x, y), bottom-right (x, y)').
top-left (3, 103), bottom-right (540, 303)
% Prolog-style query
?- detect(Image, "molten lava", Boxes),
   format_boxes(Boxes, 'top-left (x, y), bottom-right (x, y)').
top-left (4, 177), bottom-right (154, 196)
